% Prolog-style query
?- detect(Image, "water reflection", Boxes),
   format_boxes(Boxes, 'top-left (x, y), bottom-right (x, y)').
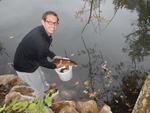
top-left (122, 0), bottom-right (150, 64)
top-left (74, 0), bottom-right (150, 112)
top-left (106, 68), bottom-right (148, 113)
top-left (0, 40), bottom-right (13, 74)
top-left (75, 34), bottom-right (149, 113)
top-left (0, 41), bottom-right (4, 55)
top-left (75, 0), bottom-right (107, 33)
top-left (0, 41), bottom-right (8, 57)
top-left (76, 0), bottom-right (150, 65)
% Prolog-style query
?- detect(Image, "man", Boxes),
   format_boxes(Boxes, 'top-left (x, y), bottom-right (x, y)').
top-left (13, 11), bottom-right (62, 99)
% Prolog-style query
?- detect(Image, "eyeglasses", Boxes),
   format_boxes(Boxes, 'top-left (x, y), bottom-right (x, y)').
top-left (45, 20), bottom-right (58, 26)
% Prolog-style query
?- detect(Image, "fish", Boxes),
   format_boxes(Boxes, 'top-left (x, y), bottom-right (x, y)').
top-left (52, 58), bottom-right (77, 70)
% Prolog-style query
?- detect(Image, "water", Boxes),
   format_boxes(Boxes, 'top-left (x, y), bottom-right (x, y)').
top-left (0, 0), bottom-right (150, 112)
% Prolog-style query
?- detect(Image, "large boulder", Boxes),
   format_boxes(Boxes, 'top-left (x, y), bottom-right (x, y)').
top-left (5, 85), bottom-right (36, 103)
top-left (4, 91), bottom-right (35, 103)
top-left (99, 104), bottom-right (112, 113)
top-left (76, 100), bottom-right (99, 113)
top-left (0, 74), bottom-right (24, 86)
top-left (10, 85), bottom-right (34, 96)
top-left (0, 74), bottom-right (25, 103)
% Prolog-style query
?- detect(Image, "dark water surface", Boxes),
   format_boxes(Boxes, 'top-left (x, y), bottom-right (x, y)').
top-left (0, 0), bottom-right (150, 112)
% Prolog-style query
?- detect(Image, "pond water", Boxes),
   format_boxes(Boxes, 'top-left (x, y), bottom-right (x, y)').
top-left (0, 0), bottom-right (150, 112)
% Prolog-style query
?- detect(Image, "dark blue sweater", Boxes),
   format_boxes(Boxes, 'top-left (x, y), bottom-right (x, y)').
top-left (14, 25), bottom-right (56, 72)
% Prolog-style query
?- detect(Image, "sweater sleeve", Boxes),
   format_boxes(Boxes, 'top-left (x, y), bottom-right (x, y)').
top-left (48, 50), bottom-right (56, 59)
top-left (37, 46), bottom-right (57, 69)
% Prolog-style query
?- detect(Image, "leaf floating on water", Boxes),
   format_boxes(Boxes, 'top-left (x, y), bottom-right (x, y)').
top-left (71, 53), bottom-right (75, 56)
top-left (74, 81), bottom-right (79, 85)
top-left (70, 50), bottom-right (86, 56)
top-left (89, 91), bottom-right (97, 98)
top-left (112, 91), bottom-right (117, 96)
top-left (120, 95), bottom-right (124, 99)
top-left (115, 100), bottom-right (119, 103)
top-left (83, 90), bottom-right (88, 94)
top-left (83, 80), bottom-right (90, 88)
top-left (9, 35), bottom-right (15, 39)
top-left (97, 89), bottom-right (101, 92)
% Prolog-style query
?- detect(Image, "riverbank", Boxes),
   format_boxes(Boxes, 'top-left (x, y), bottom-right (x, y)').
top-left (0, 74), bottom-right (112, 113)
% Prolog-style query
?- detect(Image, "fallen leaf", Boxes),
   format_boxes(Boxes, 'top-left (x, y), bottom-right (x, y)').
top-left (74, 81), bottom-right (79, 85)
top-left (89, 91), bottom-right (97, 97)
top-left (83, 80), bottom-right (90, 88)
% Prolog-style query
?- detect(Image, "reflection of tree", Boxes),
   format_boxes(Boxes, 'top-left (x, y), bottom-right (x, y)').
top-left (106, 63), bottom-right (148, 113)
top-left (75, 0), bottom-right (107, 33)
top-left (75, 0), bottom-right (119, 33)
top-left (75, 35), bottom-right (148, 111)
top-left (0, 41), bottom-right (9, 57)
top-left (0, 41), bottom-right (5, 55)
top-left (79, 35), bottom-right (114, 105)
top-left (115, 0), bottom-right (150, 63)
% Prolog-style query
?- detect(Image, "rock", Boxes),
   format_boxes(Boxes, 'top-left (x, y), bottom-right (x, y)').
top-left (4, 91), bottom-right (35, 103)
top-left (52, 100), bottom-right (112, 113)
top-left (59, 105), bottom-right (79, 113)
top-left (0, 74), bottom-right (24, 86)
top-left (0, 74), bottom-right (35, 104)
top-left (4, 85), bottom-right (36, 104)
top-left (99, 104), bottom-right (112, 113)
top-left (76, 100), bottom-right (99, 113)
top-left (45, 108), bottom-right (54, 113)
top-left (0, 74), bottom-right (25, 103)
top-left (10, 85), bottom-right (34, 96)
top-left (0, 74), bottom-right (17, 85)
top-left (132, 75), bottom-right (150, 113)
top-left (51, 101), bottom-right (76, 113)
top-left (59, 101), bottom-right (78, 113)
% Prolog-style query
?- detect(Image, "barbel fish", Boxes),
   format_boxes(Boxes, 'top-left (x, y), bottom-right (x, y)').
top-left (53, 58), bottom-right (77, 70)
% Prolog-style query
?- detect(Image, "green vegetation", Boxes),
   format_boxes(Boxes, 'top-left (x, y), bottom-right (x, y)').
top-left (0, 90), bottom-right (58, 113)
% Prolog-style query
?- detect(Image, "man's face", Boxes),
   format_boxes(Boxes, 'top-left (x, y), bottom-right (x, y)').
top-left (42, 14), bottom-right (58, 36)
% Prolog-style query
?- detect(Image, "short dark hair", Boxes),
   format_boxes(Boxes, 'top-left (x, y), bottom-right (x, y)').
top-left (42, 11), bottom-right (59, 22)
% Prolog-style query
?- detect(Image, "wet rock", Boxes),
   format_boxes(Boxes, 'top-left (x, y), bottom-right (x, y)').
top-left (45, 108), bottom-right (54, 113)
top-left (99, 104), bottom-right (112, 113)
top-left (59, 105), bottom-right (79, 113)
top-left (52, 101), bottom-right (78, 113)
top-left (0, 74), bottom-right (35, 104)
top-left (0, 74), bottom-right (24, 87)
top-left (76, 100), bottom-right (99, 113)
top-left (0, 84), bottom-right (9, 99)
top-left (4, 85), bottom-right (36, 103)
top-left (10, 85), bottom-right (34, 96)
top-left (0, 74), bottom-right (24, 103)
top-left (4, 91), bottom-right (35, 104)
top-left (132, 75), bottom-right (150, 113)
top-left (0, 74), bottom-right (17, 85)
